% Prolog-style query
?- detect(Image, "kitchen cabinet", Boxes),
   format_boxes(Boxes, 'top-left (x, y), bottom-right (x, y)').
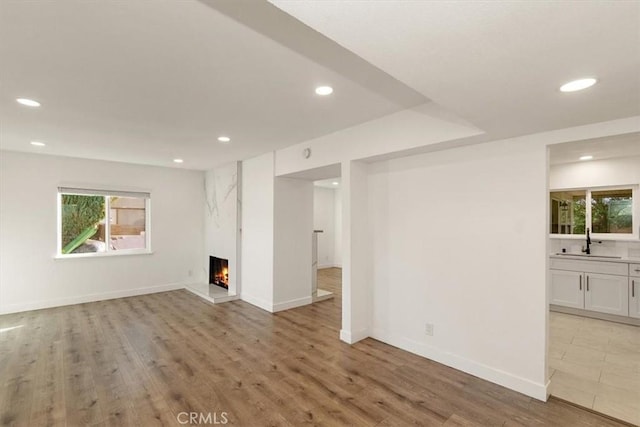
top-left (550, 257), bottom-right (632, 317)
top-left (583, 273), bottom-right (628, 316)
top-left (549, 270), bottom-right (584, 309)
top-left (630, 263), bottom-right (640, 319)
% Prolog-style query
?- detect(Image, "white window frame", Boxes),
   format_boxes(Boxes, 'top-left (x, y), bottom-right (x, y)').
top-left (549, 185), bottom-right (639, 240)
top-left (56, 187), bottom-right (152, 258)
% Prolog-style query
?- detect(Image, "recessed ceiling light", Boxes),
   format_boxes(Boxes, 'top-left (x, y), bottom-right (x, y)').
top-left (315, 86), bottom-right (333, 96)
top-left (30, 141), bottom-right (46, 147)
top-left (579, 155), bottom-right (593, 161)
top-left (217, 136), bottom-right (231, 143)
top-left (16, 98), bottom-right (41, 107)
top-left (560, 78), bottom-right (597, 93)
top-left (332, 182), bottom-right (339, 186)
top-left (173, 158), bottom-right (184, 164)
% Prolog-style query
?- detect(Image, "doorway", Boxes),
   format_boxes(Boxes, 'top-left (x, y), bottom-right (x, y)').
top-left (547, 133), bottom-right (640, 425)
top-left (313, 177), bottom-right (343, 305)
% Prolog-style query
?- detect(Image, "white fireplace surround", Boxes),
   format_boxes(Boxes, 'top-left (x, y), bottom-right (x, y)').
top-left (186, 161), bottom-right (241, 303)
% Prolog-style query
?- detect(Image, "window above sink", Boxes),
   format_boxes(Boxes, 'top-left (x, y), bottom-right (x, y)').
top-left (550, 185), bottom-right (638, 240)
top-left (550, 190), bottom-right (586, 235)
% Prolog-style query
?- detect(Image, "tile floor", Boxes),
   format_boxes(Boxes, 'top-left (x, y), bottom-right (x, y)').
top-left (549, 311), bottom-right (640, 425)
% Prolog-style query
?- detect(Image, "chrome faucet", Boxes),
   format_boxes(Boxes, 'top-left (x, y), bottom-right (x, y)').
top-left (582, 228), bottom-right (591, 255)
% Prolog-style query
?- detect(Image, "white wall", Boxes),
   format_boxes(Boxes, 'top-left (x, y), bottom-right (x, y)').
top-left (275, 102), bottom-right (483, 176)
top-left (312, 186), bottom-right (343, 269)
top-left (340, 160), bottom-right (371, 344)
top-left (550, 155), bottom-right (640, 189)
top-left (313, 186), bottom-right (336, 268)
top-left (204, 162), bottom-right (241, 295)
top-left (274, 177), bottom-right (313, 311)
top-left (367, 137), bottom-right (549, 399)
top-left (240, 152), bottom-right (275, 311)
top-left (272, 113), bottom-right (639, 400)
top-left (334, 188), bottom-right (342, 268)
top-left (241, 158), bottom-right (315, 313)
top-left (0, 151), bottom-right (204, 314)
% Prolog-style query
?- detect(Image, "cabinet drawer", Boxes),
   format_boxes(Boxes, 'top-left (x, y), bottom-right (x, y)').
top-left (550, 259), bottom-right (628, 276)
top-left (630, 263), bottom-right (640, 278)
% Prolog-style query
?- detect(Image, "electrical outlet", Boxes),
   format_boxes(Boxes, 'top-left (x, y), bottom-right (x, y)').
top-left (425, 323), bottom-right (434, 336)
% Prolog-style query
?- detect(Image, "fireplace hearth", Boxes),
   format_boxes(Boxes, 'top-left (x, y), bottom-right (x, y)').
top-left (209, 256), bottom-right (229, 289)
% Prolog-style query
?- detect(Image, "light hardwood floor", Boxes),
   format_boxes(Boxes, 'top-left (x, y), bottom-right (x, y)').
top-left (549, 311), bottom-right (640, 425)
top-left (0, 268), bottom-right (631, 426)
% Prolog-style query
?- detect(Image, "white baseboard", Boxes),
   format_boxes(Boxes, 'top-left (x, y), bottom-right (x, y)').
top-left (272, 296), bottom-right (312, 312)
top-left (544, 379), bottom-right (551, 401)
top-left (318, 264), bottom-right (342, 269)
top-left (370, 327), bottom-right (548, 401)
top-left (240, 293), bottom-right (274, 313)
top-left (0, 282), bottom-right (186, 315)
top-left (340, 328), bottom-right (369, 344)
top-left (551, 305), bottom-right (640, 326)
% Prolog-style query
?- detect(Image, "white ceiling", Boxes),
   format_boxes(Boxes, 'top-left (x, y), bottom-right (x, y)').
top-left (549, 132), bottom-right (640, 165)
top-left (0, 0), bottom-right (423, 170)
top-left (2, 1), bottom-right (639, 171)
top-left (271, 1), bottom-right (640, 140)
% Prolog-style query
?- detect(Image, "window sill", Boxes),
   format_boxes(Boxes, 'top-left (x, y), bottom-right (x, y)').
top-left (549, 234), bottom-right (639, 241)
top-left (549, 235), bottom-right (585, 240)
top-left (54, 250), bottom-right (153, 260)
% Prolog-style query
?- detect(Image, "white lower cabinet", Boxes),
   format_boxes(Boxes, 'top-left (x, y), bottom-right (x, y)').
top-left (630, 277), bottom-right (640, 319)
top-left (584, 273), bottom-right (628, 316)
top-left (550, 258), bottom-right (637, 319)
top-left (550, 270), bottom-right (584, 309)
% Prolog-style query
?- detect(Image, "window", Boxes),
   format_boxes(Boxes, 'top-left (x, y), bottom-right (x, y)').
top-left (550, 190), bottom-right (586, 235)
top-left (550, 186), bottom-right (636, 238)
top-left (591, 189), bottom-right (633, 234)
top-left (58, 187), bottom-right (150, 256)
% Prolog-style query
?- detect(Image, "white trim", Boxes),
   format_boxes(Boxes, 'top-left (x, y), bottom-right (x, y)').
top-left (544, 379), bottom-right (551, 400)
top-left (549, 184), bottom-right (638, 240)
top-left (145, 197), bottom-right (152, 251)
top-left (0, 282), bottom-right (185, 315)
top-left (340, 328), bottom-right (369, 344)
top-left (370, 327), bottom-right (548, 401)
top-left (58, 186), bottom-right (150, 198)
top-left (272, 296), bottom-right (312, 312)
top-left (318, 264), bottom-right (342, 269)
top-left (550, 305), bottom-right (640, 326)
top-left (56, 192), bottom-right (62, 254)
top-left (240, 293), bottom-right (274, 312)
top-left (54, 250), bottom-right (153, 259)
top-left (58, 191), bottom-right (152, 258)
top-left (549, 234), bottom-right (639, 242)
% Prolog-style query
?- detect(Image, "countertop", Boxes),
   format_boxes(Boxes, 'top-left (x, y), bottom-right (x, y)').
top-left (549, 253), bottom-right (640, 264)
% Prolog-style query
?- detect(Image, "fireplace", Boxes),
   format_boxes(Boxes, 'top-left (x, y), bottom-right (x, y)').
top-left (209, 256), bottom-right (229, 289)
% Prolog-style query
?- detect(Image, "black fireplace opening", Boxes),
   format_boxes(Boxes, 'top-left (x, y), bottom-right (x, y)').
top-left (209, 256), bottom-right (229, 289)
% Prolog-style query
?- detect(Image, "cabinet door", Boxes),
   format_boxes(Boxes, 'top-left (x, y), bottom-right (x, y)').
top-left (585, 273), bottom-right (629, 316)
top-left (630, 278), bottom-right (640, 319)
top-left (550, 270), bottom-right (584, 309)
top-left (631, 263), bottom-right (640, 278)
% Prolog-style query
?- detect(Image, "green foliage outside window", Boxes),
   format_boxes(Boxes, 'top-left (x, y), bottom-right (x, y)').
top-left (591, 195), bottom-right (632, 233)
top-left (572, 196), bottom-right (586, 234)
top-left (61, 195), bottom-right (105, 253)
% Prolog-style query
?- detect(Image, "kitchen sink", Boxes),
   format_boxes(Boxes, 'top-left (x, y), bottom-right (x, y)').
top-left (554, 253), bottom-right (622, 259)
